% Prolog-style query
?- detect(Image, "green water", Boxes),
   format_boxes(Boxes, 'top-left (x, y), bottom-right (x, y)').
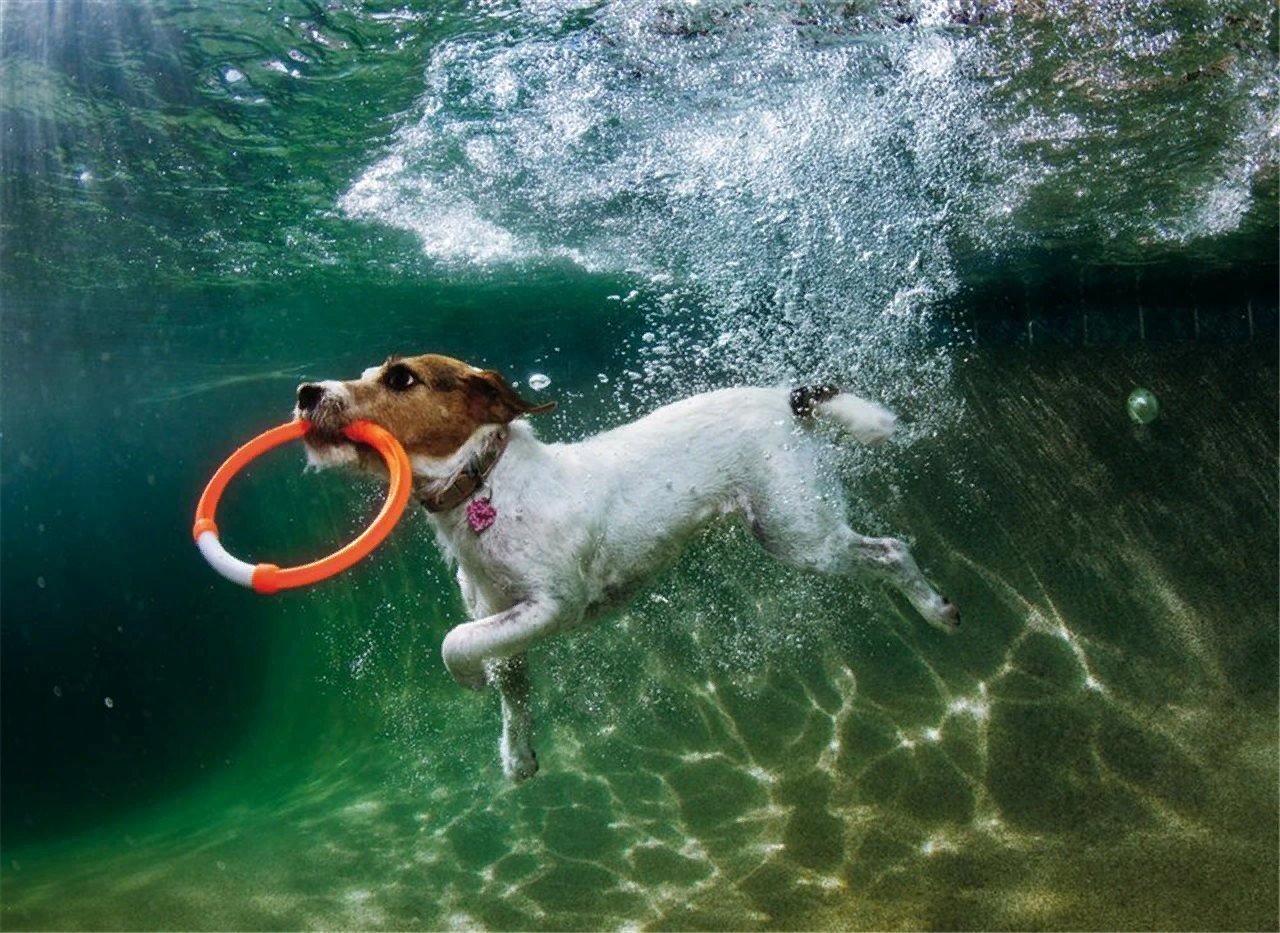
top-left (2, 1), bottom-right (1277, 929)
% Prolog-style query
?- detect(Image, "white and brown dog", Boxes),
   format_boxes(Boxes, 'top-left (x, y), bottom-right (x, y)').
top-left (296, 354), bottom-right (959, 780)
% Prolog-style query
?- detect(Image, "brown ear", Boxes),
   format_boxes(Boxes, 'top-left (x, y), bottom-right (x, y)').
top-left (465, 369), bottom-right (557, 423)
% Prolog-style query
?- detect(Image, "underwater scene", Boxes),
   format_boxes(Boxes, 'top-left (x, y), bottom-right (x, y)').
top-left (1, 0), bottom-right (1276, 929)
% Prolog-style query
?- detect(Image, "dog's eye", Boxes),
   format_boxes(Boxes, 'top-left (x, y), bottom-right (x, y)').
top-left (384, 365), bottom-right (418, 392)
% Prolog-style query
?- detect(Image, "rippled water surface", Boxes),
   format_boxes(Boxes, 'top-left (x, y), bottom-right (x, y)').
top-left (2, 1), bottom-right (1276, 929)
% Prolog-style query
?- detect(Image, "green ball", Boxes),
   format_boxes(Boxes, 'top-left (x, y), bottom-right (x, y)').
top-left (1127, 387), bottom-right (1160, 425)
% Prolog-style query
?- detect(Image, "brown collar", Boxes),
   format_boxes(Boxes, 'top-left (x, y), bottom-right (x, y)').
top-left (414, 428), bottom-right (509, 513)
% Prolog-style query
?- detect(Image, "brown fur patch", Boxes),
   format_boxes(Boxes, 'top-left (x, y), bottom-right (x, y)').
top-left (338, 354), bottom-right (555, 460)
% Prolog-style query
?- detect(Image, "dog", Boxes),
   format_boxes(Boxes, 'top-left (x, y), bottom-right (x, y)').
top-left (295, 354), bottom-right (959, 780)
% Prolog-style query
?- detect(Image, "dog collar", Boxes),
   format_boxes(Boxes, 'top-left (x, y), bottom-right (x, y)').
top-left (414, 428), bottom-right (509, 514)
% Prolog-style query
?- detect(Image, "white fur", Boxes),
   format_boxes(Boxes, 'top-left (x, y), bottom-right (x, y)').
top-left (816, 393), bottom-right (897, 445)
top-left (403, 386), bottom-right (957, 781)
top-left (301, 381), bottom-right (361, 469)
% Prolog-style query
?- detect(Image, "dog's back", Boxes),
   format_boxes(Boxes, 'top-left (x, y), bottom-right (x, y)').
top-left (573, 384), bottom-right (895, 488)
top-left (544, 386), bottom-right (898, 598)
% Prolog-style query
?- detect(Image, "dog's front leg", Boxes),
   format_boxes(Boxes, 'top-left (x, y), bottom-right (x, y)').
top-left (440, 599), bottom-right (562, 690)
top-left (490, 653), bottom-right (538, 781)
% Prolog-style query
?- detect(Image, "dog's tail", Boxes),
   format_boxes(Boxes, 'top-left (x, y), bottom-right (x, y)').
top-left (790, 384), bottom-right (897, 446)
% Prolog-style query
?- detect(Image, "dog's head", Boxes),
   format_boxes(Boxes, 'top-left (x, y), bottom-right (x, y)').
top-left (294, 353), bottom-right (555, 471)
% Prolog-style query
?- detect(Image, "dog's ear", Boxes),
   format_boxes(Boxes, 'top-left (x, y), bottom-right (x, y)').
top-left (465, 369), bottom-right (556, 423)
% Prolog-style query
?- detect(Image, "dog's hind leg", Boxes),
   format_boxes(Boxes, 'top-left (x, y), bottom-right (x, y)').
top-left (490, 653), bottom-right (539, 781)
top-left (749, 497), bottom-right (959, 633)
top-left (839, 530), bottom-right (959, 632)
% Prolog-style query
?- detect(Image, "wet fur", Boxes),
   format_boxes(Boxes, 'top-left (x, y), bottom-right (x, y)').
top-left (296, 354), bottom-right (958, 781)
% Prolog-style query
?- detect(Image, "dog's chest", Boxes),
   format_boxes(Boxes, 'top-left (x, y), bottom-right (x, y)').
top-left (431, 500), bottom-right (545, 595)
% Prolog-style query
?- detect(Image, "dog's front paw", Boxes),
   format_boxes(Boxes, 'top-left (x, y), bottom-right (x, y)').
top-left (444, 662), bottom-right (487, 691)
top-left (501, 738), bottom-right (539, 782)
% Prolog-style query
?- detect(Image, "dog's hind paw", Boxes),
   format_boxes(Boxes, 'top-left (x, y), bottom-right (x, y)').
top-left (918, 595), bottom-right (961, 634)
top-left (935, 598), bottom-right (961, 633)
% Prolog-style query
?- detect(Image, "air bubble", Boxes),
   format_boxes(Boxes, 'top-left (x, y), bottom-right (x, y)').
top-left (1127, 387), bottom-right (1160, 424)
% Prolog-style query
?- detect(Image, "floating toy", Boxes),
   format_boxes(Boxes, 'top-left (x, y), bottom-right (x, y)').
top-left (1126, 387), bottom-right (1160, 425)
top-left (193, 420), bottom-right (410, 593)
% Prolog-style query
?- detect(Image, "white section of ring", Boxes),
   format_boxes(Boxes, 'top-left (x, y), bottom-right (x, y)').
top-left (196, 530), bottom-right (257, 588)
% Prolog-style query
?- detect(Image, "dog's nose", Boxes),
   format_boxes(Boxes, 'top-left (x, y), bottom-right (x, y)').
top-left (296, 383), bottom-right (325, 412)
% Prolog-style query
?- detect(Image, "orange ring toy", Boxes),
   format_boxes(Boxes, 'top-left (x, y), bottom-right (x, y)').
top-left (192, 420), bottom-right (411, 594)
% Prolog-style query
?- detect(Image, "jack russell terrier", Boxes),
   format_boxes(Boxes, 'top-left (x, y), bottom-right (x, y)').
top-left (295, 354), bottom-right (959, 780)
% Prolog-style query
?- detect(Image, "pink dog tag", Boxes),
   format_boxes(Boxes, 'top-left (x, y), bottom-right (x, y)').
top-left (466, 497), bottom-right (497, 533)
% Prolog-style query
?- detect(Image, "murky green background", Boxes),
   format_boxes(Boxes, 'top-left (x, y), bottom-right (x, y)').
top-left (2, 1), bottom-right (1276, 929)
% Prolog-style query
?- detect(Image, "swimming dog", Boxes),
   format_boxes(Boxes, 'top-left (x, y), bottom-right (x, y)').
top-left (296, 354), bottom-right (958, 780)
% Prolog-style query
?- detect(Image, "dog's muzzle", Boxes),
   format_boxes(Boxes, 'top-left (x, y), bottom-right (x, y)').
top-left (295, 382), bottom-right (350, 439)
